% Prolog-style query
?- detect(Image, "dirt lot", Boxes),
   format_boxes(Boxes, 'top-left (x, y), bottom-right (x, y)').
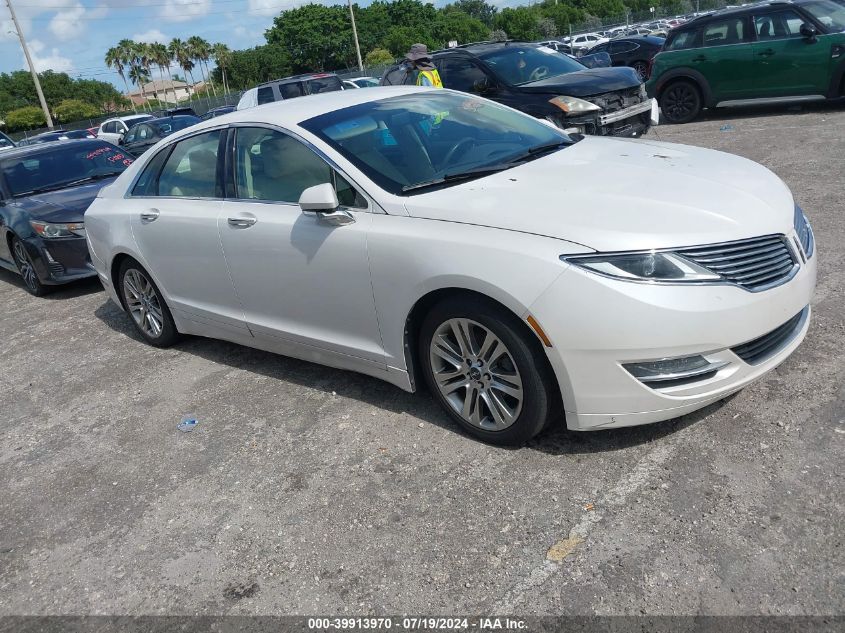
top-left (1, 103), bottom-right (843, 618)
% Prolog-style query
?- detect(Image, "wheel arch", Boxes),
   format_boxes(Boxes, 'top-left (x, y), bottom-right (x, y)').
top-left (654, 68), bottom-right (713, 106)
top-left (828, 56), bottom-right (845, 98)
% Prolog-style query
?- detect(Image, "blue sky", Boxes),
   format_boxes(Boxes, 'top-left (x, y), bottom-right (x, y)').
top-left (0, 0), bottom-right (327, 88)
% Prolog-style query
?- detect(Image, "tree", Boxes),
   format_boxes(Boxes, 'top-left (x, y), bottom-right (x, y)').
top-left (118, 39), bottom-right (150, 111)
top-left (265, 4), bottom-right (357, 72)
top-left (105, 46), bottom-right (136, 114)
top-left (432, 9), bottom-right (489, 46)
top-left (5, 106), bottom-right (46, 132)
top-left (490, 29), bottom-right (507, 41)
top-left (212, 43), bottom-right (232, 95)
top-left (212, 44), bottom-right (292, 91)
top-left (536, 16), bottom-right (557, 38)
top-left (53, 99), bottom-right (99, 123)
top-left (148, 42), bottom-right (174, 105)
top-left (364, 48), bottom-right (395, 66)
top-left (188, 36), bottom-right (217, 98)
top-left (493, 7), bottom-right (541, 41)
top-left (169, 39), bottom-right (197, 102)
top-left (448, 0), bottom-right (497, 27)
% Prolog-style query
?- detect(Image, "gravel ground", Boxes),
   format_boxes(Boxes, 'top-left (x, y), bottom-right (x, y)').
top-left (1, 103), bottom-right (843, 618)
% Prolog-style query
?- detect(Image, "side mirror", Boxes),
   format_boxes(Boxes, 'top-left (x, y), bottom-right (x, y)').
top-left (298, 183), bottom-right (354, 226)
top-left (472, 77), bottom-right (496, 94)
top-left (800, 23), bottom-right (818, 40)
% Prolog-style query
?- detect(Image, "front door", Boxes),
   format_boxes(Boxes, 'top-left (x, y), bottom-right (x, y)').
top-left (218, 126), bottom-right (385, 365)
top-left (752, 9), bottom-right (830, 97)
top-left (127, 128), bottom-right (247, 334)
top-left (697, 15), bottom-right (757, 101)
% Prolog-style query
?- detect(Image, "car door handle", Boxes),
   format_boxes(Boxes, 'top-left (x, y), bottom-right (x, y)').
top-left (140, 208), bottom-right (160, 222)
top-left (691, 55), bottom-right (707, 62)
top-left (758, 48), bottom-right (775, 57)
top-left (227, 217), bottom-right (257, 228)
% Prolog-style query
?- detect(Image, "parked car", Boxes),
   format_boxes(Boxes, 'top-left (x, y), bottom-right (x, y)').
top-left (60, 129), bottom-right (97, 140)
top-left (121, 115), bottom-right (201, 156)
top-left (0, 131), bottom-right (15, 152)
top-left (570, 33), bottom-right (609, 54)
top-left (590, 36), bottom-right (666, 80)
top-left (201, 105), bottom-right (236, 120)
top-left (236, 73), bottom-right (344, 110)
top-left (0, 139), bottom-right (134, 295)
top-left (647, 0), bottom-right (845, 123)
top-left (343, 76), bottom-right (381, 89)
top-left (151, 106), bottom-right (198, 118)
top-left (86, 88), bottom-right (815, 445)
top-left (536, 40), bottom-right (573, 54)
top-left (382, 42), bottom-right (657, 136)
top-left (97, 114), bottom-right (155, 145)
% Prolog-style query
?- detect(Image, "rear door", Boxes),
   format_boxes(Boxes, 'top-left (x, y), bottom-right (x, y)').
top-left (751, 8), bottom-right (830, 96)
top-left (126, 128), bottom-right (247, 335)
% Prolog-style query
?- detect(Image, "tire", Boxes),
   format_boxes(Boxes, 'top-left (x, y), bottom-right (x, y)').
top-left (631, 60), bottom-right (649, 81)
top-left (419, 296), bottom-right (558, 446)
top-left (11, 236), bottom-right (49, 296)
top-left (118, 259), bottom-right (180, 347)
top-left (659, 79), bottom-right (702, 124)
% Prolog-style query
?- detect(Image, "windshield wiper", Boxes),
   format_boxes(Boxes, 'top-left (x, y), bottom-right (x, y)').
top-left (502, 140), bottom-right (571, 165)
top-left (402, 163), bottom-right (515, 193)
top-left (63, 172), bottom-right (124, 187)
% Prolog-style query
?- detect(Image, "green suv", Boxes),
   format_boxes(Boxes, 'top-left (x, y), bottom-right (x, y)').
top-left (647, 0), bottom-right (845, 123)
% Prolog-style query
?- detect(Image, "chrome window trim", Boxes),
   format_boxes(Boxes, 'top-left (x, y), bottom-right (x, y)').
top-left (561, 233), bottom-right (800, 293)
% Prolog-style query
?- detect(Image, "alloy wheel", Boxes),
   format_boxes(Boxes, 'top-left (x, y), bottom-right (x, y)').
top-left (632, 61), bottom-right (649, 81)
top-left (429, 318), bottom-right (524, 431)
top-left (663, 84), bottom-right (698, 121)
top-left (123, 268), bottom-right (165, 338)
top-left (12, 239), bottom-right (39, 293)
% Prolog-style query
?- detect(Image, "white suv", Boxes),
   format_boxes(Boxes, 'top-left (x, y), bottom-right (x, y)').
top-left (570, 33), bottom-right (609, 55)
top-left (97, 114), bottom-right (155, 145)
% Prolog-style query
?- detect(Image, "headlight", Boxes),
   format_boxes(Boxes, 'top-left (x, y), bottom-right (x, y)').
top-left (793, 204), bottom-right (813, 258)
top-left (549, 96), bottom-right (601, 114)
top-left (562, 251), bottom-right (720, 282)
top-left (30, 220), bottom-right (86, 238)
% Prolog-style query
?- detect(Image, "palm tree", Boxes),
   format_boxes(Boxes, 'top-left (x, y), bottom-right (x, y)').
top-left (187, 36), bottom-right (217, 98)
top-left (128, 64), bottom-right (151, 103)
top-left (118, 39), bottom-right (149, 111)
top-left (148, 42), bottom-right (173, 105)
top-left (136, 42), bottom-right (158, 106)
top-left (168, 38), bottom-right (196, 104)
top-left (212, 43), bottom-right (232, 96)
top-left (105, 46), bottom-right (136, 113)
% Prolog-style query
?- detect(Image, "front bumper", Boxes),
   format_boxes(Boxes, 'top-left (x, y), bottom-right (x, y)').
top-left (529, 231), bottom-right (817, 431)
top-left (564, 98), bottom-right (658, 138)
top-left (23, 235), bottom-right (96, 285)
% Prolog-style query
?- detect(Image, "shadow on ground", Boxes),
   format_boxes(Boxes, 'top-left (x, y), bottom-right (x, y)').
top-left (94, 297), bottom-right (720, 456)
top-left (0, 268), bottom-right (102, 300)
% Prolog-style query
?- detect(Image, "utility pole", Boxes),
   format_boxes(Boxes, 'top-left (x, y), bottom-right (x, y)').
top-left (347, 0), bottom-right (363, 73)
top-left (5, 0), bottom-right (54, 129)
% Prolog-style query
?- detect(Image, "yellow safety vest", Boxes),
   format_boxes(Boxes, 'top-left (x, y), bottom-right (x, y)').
top-left (416, 69), bottom-right (443, 88)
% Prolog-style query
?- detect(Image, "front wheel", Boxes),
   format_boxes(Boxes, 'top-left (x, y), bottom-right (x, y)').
top-left (118, 259), bottom-right (179, 347)
top-left (659, 80), bottom-right (702, 124)
top-left (631, 60), bottom-right (649, 81)
top-left (419, 297), bottom-right (558, 446)
top-left (11, 236), bottom-right (49, 296)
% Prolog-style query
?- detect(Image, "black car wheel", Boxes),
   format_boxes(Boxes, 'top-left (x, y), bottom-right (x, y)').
top-left (632, 61), bottom-right (649, 81)
top-left (11, 236), bottom-right (49, 296)
top-left (659, 80), bottom-right (702, 124)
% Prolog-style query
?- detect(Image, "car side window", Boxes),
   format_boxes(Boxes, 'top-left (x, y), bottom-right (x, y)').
top-left (279, 82), bottom-right (303, 99)
top-left (233, 127), bottom-right (365, 208)
top-left (154, 131), bottom-right (222, 198)
top-left (703, 17), bottom-right (748, 46)
top-left (257, 86), bottom-right (275, 105)
top-left (439, 58), bottom-right (489, 94)
top-left (755, 10), bottom-right (807, 39)
top-left (131, 146), bottom-right (171, 196)
top-left (609, 41), bottom-right (638, 54)
top-left (666, 29), bottom-right (700, 50)
top-left (102, 121), bottom-right (116, 134)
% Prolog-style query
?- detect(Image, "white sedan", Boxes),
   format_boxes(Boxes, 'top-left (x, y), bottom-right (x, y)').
top-left (85, 87), bottom-right (816, 445)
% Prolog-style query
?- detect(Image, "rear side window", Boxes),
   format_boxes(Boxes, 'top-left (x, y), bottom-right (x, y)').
top-left (279, 82), bottom-right (304, 99)
top-left (257, 86), bottom-right (275, 105)
top-left (308, 76), bottom-right (342, 94)
top-left (610, 41), bottom-right (639, 54)
top-left (131, 147), bottom-right (171, 196)
top-left (439, 58), bottom-right (488, 94)
top-left (154, 131), bottom-right (222, 198)
top-left (665, 29), bottom-right (700, 50)
top-left (703, 17), bottom-right (748, 46)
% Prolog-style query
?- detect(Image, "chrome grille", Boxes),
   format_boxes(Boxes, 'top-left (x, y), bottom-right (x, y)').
top-left (676, 235), bottom-right (798, 292)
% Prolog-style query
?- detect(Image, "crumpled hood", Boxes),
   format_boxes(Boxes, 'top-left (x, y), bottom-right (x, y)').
top-left (518, 66), bottom-right (641, 97)
top-left (403, 137), bottom-right (795, 253)
top-left (9, 179), bottom-right (115, 223)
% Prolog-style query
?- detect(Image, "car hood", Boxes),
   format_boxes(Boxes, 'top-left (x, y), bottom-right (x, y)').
top-left (9, 179), bottom-right (116, 223)
top-left (402, 137), bottom-right (795, 253)
top-left (518, 66), bottom-right (641, 97)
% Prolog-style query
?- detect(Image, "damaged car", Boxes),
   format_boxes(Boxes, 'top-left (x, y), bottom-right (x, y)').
top-left (381, 41), bottom-right (658, 137)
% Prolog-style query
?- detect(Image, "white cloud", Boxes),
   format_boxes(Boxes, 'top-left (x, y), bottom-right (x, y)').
top-left (248, 0), bottom-right (289, 17)
top-left (49, 3), bottom-right (86, 41)
top-left (133, 28), bottom-right (169, 43)
top-left (161, 0), bottom-right (212, 22)
top-left (27, 39), bottom-right (74, 72)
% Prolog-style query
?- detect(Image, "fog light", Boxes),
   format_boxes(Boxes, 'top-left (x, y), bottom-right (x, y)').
top-left (623, 355), bottom-right (728, 387)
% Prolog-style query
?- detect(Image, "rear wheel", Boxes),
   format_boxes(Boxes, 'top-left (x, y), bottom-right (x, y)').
top-left (631, 60), bottom-right (649, 81)
top-left (419, 296), bottom-right (557, 446)
top-left (118, 259), bottom-right (179, 347)
top-left (659, 80), bottom-right (702, 124)
top-left (11, 236), bottom-right (49, 296)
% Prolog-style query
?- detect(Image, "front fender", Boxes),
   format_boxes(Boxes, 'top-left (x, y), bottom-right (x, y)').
top-left (649, 67), bottom-right (714, 106)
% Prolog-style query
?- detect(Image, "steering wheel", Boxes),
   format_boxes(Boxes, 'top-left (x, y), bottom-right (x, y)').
top-left (528, 65), bottom-right (550, 82)
top-left (443, 138), bottom-right (475, 166)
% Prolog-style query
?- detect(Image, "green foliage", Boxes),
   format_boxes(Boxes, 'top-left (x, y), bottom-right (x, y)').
top-left (446, 0), bottom-right (497, 27)
top-left (364, 48), bottom-right (395, 66)
top-left (212, 44), bottom-right (293, 90)
top-left (5, 106), bottom-right (46, 132)
top-left (265, 4), bottom-right (359, 72)
top-left (493, 7), bottom-right (542, 41)
top-left (53, 99), bottom-right (100, 123)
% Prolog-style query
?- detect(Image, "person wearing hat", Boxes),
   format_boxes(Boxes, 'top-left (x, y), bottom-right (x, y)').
top-left (405, 43), bottom-right (443, 88)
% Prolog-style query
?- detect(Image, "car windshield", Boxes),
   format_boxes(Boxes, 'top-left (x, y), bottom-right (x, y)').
top-left (0, 142), bottom-right (133, 197)
top-left (301, 92), bottom-right (573, 196)
top-left (801, 0), bottom-right (845, 30)
top-left (478, 46), bottom-right (586, 85)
